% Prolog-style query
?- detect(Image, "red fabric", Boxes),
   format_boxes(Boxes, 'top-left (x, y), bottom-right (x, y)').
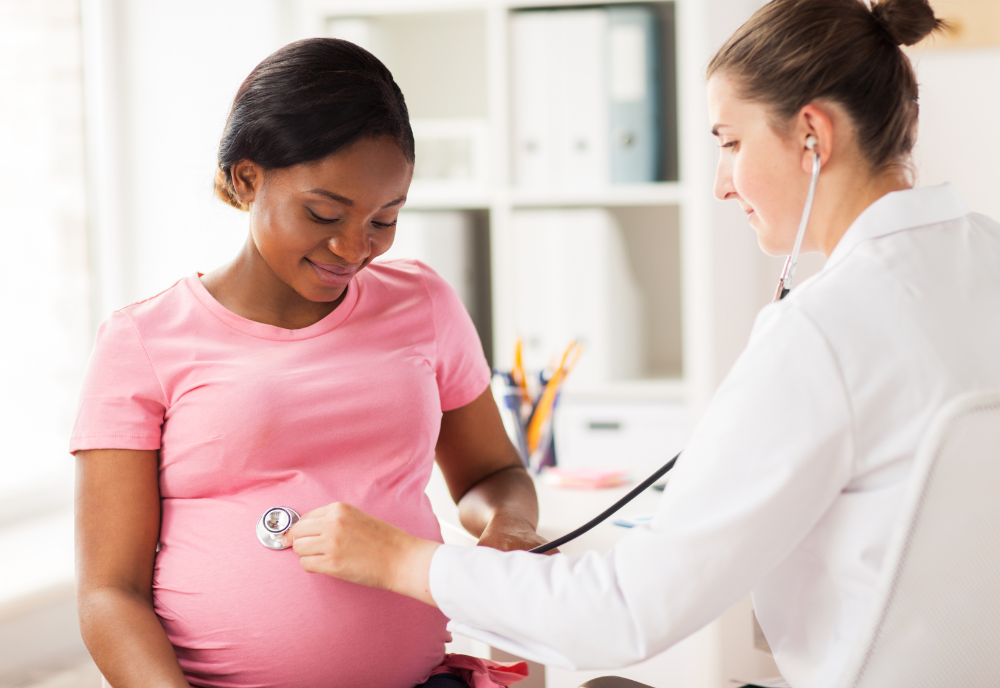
top-left (423, 653), bottom-right (529, 688)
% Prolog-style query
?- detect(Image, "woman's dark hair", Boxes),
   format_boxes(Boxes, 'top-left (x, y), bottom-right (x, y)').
top-left (215, 38), bottom-right (414, 210)
top-left (707, 0), bottom-right (946, 171)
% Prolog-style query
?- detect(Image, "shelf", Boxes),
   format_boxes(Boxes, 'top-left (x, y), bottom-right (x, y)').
top-left (404, 183), bottom-right (687, 210)
top-left (560, 377), bottom-right (688, 402)
top-left (509, 182), bottom-right (685, 208)
top-left (404, 184), bottom-right (493, 210)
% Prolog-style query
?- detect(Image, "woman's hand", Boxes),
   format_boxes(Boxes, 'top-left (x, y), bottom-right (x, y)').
top-left (284, 503), bottom-right (441, 606)
top-left (476, 511), bottom-right (550, 552)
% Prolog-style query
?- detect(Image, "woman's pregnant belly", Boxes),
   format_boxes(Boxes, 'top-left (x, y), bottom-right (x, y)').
top-left (153, 497), bottom-right (449, 688)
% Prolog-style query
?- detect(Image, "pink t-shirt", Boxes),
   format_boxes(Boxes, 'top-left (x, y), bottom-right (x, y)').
top-left (71, 261), bottom-right (491, 688)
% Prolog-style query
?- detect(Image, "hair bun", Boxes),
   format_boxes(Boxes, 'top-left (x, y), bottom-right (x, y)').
top-left (871, 0), bottom-right (944, 46)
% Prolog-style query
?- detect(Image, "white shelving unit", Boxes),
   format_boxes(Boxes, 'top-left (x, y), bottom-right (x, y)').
top-left (288, 1), bottom-right (785, 686)
top-left (297, 1), bottom-right (688, 392)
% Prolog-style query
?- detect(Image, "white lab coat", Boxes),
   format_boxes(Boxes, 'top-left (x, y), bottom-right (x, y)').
top-left (429, 184), bottom-right (1000, 688)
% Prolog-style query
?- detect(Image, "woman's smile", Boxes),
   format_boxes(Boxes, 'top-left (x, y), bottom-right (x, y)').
top-left (306, 258), bottom-right (359, 287)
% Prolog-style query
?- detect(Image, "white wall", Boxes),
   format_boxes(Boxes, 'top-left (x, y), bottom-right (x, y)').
top-left (88, 0), bottom-right (290, 318)
top-left (912, 47), bottom-right (1000, 221)
top-left (0, 0), bottom-right (90, 502)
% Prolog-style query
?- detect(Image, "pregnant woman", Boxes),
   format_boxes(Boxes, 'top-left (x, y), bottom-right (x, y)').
top-left (72, 39), bottom-right (544, 688)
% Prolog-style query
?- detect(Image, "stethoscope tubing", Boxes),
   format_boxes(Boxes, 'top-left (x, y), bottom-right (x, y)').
top-left (529, 452), bottom-right (680, 554)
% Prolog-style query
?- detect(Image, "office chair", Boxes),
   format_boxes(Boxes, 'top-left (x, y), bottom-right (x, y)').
top-left (580, 388), bottom-right (1000, 688)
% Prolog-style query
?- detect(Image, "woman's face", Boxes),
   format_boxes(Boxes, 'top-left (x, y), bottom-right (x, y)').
top-left (241, 135), bottom-right (413, 303)
top-left (708, 74), bottom-right (812, 256)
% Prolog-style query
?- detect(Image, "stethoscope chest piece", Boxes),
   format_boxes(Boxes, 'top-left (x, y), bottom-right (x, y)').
top-left (256, 506), bottom-right (300, 550)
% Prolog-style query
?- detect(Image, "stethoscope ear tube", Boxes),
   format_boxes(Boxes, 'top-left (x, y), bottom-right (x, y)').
top-left (775, 141), bottom-right (822, 302)
top-left (528, 451), bottom-right (681, 554)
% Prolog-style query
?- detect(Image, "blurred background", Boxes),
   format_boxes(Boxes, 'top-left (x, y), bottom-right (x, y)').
top-left (1, 0), bottom-right (997, 685)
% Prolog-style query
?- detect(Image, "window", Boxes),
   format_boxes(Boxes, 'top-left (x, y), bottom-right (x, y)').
top-left (0, 0), bottom-right (90, 511)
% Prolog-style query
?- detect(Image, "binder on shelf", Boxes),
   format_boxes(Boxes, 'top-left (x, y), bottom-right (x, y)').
top-left (549, 9), bottom-right (610, 188)
top-left (511, 208), bottom-right (646, 387)
top-left (510, 11), bottom-right (554, 188)
top-left (608, 5), bottom-right (660, 184)
top-left (510, 5), bottom-right (661, 189)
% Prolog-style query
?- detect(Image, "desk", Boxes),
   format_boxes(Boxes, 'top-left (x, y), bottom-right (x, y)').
top-left (426, 465), bottom-right (765, 688)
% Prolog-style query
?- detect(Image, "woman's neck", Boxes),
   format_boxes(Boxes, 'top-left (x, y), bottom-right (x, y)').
top-left (201, 236), bottom-right (346, 330)
top-left (816, 165), bottom-right (913, 258)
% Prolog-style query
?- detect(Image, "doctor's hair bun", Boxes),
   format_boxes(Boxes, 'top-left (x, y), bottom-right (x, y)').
top-left (871, 0), bottom-right (945, 47)
top-left (708, 0), bottom-right (945, 172)
top-left (215, 38), bottom-right (413, 212)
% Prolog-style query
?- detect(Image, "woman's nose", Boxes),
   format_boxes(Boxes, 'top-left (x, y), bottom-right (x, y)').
top-left (327, 225), bottom-right (370, 265)
top-left (713, 156), bottom-right (734, 201)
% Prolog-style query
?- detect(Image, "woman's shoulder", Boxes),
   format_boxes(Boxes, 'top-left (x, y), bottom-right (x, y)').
top-left (362, 259), bottom-right (453, 301)
top-left (101, 275), bottom-right (200, 338)
top-left (360, 259), bottom-right (475, 336)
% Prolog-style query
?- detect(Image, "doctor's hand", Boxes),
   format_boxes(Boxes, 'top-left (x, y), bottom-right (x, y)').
top-left (283, 503), bottom-right (440, 607)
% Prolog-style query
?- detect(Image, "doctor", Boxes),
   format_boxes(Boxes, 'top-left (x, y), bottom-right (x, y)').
top-left (284, 0), bottom-right (1000, 685)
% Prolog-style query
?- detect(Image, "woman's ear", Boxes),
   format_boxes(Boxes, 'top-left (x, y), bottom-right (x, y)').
top-left (798, 104), bottom-right (835, 173)
top-left (231, 160), bottom-right (262, 205)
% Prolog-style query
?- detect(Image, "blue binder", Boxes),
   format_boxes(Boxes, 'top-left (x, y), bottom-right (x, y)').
top-left (607, 5), bottom-right (660, 184)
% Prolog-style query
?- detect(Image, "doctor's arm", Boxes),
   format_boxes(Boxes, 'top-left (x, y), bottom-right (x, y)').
top-left (75, 449), bottom-right (191, 688)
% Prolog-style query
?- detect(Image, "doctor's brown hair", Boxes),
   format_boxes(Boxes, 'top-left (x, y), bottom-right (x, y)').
top-left (214, 38), bottom-right (414, 211)
top-left (707, 0), bottom-right (945, 170)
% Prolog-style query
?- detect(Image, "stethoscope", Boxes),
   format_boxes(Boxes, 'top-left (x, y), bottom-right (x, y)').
top-left (257, 137), bottom-right (823, 554)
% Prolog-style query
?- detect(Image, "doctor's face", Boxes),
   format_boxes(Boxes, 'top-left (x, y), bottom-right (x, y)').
top-left (708, 74), bottom-right (811, 256)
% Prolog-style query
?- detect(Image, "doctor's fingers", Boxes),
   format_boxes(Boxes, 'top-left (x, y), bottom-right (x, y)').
top-left (293, 530), bottom-right (400, 590)
top-left (296, 552), bottom-right (385, 589)
top-left (290, 533), bottom-right (331, 557)
top-left (298, 553), bottom-right (333, 575)
top-left (297, 502), bottom-right (344, 521)
top-left (285, 502), bottom-right (356, 542)
top-left (290, 532), bottom-right (362, 578)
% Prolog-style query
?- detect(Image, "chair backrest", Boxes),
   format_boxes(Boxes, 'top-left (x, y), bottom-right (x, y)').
top-left (839, 389), bottom-right (1000, 688)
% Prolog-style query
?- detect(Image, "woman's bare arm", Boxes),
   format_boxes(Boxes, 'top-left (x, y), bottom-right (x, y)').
top-left (75, 449), bottom-right (190, 688)
top-left (434, 387), bottom-right (546, 552)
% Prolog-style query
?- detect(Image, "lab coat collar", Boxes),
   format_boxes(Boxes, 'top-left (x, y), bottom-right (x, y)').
top-left (826, 183), bottom-right (969, 270)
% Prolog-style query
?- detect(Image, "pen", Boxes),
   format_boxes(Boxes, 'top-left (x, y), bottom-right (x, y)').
top-left (526, 341), bottom-right (582, 455)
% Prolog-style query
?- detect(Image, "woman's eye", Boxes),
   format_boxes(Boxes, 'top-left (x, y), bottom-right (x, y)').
top-left (721, 140), bottom-right (738, 149)
top-left (372, 219), bottom-right (398, 229)
top-left (307, 208), bottom-right (338, 224)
